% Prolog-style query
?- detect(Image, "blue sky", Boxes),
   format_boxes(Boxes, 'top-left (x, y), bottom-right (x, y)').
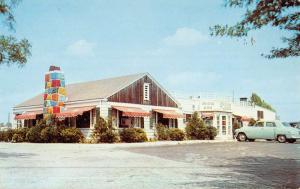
top-left (0, 0), bottom-right (299, 122)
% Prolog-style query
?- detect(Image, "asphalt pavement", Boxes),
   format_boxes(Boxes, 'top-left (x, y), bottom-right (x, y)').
top-left (0, 141), bottom-right (299, 189)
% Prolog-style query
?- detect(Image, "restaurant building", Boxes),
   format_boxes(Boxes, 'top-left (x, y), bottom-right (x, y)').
top-left (177, 95), bottom-right (277, 139)
top-left (12, 72), bottom-right (184, 138)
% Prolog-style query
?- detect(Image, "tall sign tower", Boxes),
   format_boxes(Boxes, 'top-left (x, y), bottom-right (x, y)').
top-left (43, 66), bottom-right (66, 122)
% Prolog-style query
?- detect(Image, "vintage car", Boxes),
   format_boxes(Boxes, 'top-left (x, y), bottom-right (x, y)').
top-left (235, 120), bottom-right (300, 143)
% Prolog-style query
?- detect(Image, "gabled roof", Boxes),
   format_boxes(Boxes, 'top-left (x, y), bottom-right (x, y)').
top-left (14, 72), bottom-right (179, 108)
top-left (14, 73), bottom-right (146, 108)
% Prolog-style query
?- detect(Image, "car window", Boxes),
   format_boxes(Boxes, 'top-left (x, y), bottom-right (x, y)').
top-left (255, 122), bottom-right (264, 127)
top-left (266, 122), bottom-right (276, 127)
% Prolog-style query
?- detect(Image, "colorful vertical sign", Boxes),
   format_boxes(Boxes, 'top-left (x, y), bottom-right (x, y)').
top-left (43, 66), bottom-right (66, 120)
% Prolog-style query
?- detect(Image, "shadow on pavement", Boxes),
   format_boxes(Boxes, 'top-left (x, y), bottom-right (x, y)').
top-left (182, 156), bottom-right (300, 189)
top-left (0, 152), bottom-right (36, 158)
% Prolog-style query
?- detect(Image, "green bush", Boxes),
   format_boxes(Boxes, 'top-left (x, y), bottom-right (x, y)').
top-left (0, 129), bottom-right (14, 142)
top-left (186, 112), bottom-right (216, 140)
top-left (41, 126), bottom-right (62, 143)
top-left (60, 128), bottom-right (83, 143)
top-left (12, 128), bottom-right (29, 142)
top-left (0, 130), bottom-right (9, 142)
top-left (0, 128), bottom-right (29, 142)
top-left (92, 117), bottom-right (119, 143)
top-left (169, 128), bottom-right (185, 141)
top-left (120, 128), bottom-right (147, 143)
top-left (26, 125), bottom-right (45, 143)
top-left (155, 123), bottom-right (169, 140)
top-left (12, 133), bottom-right (25, 143)
top-left (206, 126), bottom-right (217, 140)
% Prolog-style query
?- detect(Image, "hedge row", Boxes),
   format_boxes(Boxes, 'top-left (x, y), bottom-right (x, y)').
top-left (0, 125), bottom-right (83, 143)
top-left (92, 117), bottom-right (148, 143)
top-left (155, 124), bottom-right (185, 141)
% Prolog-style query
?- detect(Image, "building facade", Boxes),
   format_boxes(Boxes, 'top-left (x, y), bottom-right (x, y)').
top-left (13, 73), bottom-right (184, 138)
top-left (177, 96), bottom-right (277, 139)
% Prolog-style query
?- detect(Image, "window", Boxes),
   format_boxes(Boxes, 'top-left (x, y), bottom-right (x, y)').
top-left (143, 83), bottom-right (150, 101)
top-left (222, 116), bottom-right (226, 135)
top-left (255, 122), bottom-right (264, 127)
top-left (257, 111), bottom-right (264, 120)
top-left (222, 116), bottom-right (226, 126)
top-left (266, 122), bottom-right (276, 127)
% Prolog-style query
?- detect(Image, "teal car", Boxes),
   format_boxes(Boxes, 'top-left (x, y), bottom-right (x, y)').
top-left (235, 120), bottom-right (300, 143)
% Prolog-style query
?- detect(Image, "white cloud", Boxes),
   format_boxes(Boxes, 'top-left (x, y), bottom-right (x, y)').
top-left (66, 40), bottom-right (96, 57)
top-left (163, 27), bottom-right (208, 47)
top-left (166, 71), bottom-right (221, 87)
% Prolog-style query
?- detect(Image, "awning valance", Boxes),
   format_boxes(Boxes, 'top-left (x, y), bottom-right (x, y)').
top-left (15, 110), bottom-right (43, 120)
top-left (113, 106), bottom-right (150, 117)
top-left (153, 109), bottom-right (183, 119)
top-left (233, 114), bottom-right (252, 121)
top-left (201, 112), bottom-right (214, 118)
top-left (55, 106), bottom-right (94, 118)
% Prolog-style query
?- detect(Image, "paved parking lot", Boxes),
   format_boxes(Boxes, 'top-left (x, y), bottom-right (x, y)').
top-left (0, 141), bottom-right (299, 189)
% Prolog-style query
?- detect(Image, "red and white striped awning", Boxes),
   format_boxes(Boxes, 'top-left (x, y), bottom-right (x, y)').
top-left (15, 110), bottom-right (43, 120)
top-left (233, 114), bottom-right (252, 121)
top-left (201, 112), bottom-right (214, 118)
top-left (153, 109), bottom-right (183, 119)
top-left (113, 106), bottom-right (150, 117)
top-left (55, 106), bottom-right (94, 118)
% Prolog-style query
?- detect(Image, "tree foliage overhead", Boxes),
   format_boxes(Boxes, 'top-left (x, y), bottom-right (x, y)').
top-left (210, 0), bottom-right (299, 59)
top-left (0, 0), bottom-right (31, 66)
top-left (250, 92), bottom-right (275, 111)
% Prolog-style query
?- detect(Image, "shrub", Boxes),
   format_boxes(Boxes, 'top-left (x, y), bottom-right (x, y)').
top-left (120, 128), bottom-right (147, 143)
top-left (185, 112), bottom-right (207, 140)
top-left (60, 128), bottom-right (83, 143)
top-left (0, 129), bottom-right (14, 142)
top-left (206, 126), bottom-right (217, 140)
top-left (41, 126), bottom-right (61, 143)
top-left (12, 133), bottom-right (25, 143)
top-left (169, 128), bottom-right (185, 141)
top-left (0, 130), bottom-right (10, 142)
top-left (12, 128), bottom-right (29, 142)
top-left (26, 125), bottom-right (45, 143)
top-left (155, 123), bottom-right (169, 140)
top-left (92, 117), bottom-right (119, 143)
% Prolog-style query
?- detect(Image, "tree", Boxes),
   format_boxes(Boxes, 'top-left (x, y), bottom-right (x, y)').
top-left (185, 112), bottom-right (207, 140)
top-left (250, 93), bottom-right (275, 111)
top-left (92, 117), bottom-right (119, 143)
top-left (210, 0), bottom-right (299, 59)
top-left (0, 0), bottom-right (31, 66)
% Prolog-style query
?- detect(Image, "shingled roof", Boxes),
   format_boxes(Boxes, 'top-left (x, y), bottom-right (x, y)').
top-left (14, 73), bottom-right (147, 108)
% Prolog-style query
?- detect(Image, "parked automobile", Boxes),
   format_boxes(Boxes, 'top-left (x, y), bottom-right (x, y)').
top-left (235, 120), bottom-right (300, 143)
top-left (290, 122), bottom-right (300, 129)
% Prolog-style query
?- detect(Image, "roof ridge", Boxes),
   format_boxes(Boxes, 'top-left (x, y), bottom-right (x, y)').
top-left (67, 72), bottom-right (146, 86)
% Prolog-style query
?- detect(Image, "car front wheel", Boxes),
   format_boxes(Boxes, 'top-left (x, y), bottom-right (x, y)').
top-left (237, 133), bottom-right (247, 142)
top-left (277, 135), bottom-right (286, 143)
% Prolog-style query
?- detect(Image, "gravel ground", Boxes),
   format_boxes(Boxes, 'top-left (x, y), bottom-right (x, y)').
top-left (0, 141), bottom-right (299, 189)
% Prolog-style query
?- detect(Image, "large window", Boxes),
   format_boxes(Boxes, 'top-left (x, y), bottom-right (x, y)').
top-left (143, 83), bottom-right (150, 101)
top-left (76, 111), bottom-right (90, 128)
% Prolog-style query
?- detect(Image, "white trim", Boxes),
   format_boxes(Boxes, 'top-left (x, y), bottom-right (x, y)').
top-left (143, 73), bottom-right (180, 107)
